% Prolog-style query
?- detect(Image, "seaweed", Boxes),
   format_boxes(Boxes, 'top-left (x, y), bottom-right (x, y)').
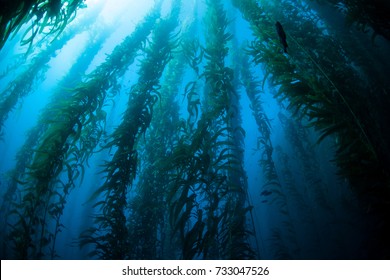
top-left (1, 0), bottom-right (389, 260)
top-left (0, 5), bottom-right (101, 138)
top-left (79, 0), bottom-right (180, 259)
top-left (4, 3), bottom-right (161, 259)
top-left (0, 0), bottom-right (88, 51)
top-left (233, 0), bottom-right (390, 257)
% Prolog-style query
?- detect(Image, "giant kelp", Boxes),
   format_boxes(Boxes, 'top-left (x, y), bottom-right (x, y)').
top-left (239, 53), bottom-right (278, 190)
top-left (198, 0), bottom-right (254, 259)
top-left (275, 114), bottom-right (366, 258)
top-left (0, 4), bottom-right (102, 138)
top-left (240, 52), bottom-right (300, 259)
top-left (131, 59), bottom-right (185, 259)
top-left (1, 0), bottom-right (389, 260)
top-left (232, 0), bottom-right (390, 257)
top-left (5, 3), bottom-right (162, 259)
top-left (0, 0), bottom-right (87, 51)
top-left (0, 21), bottom-right (111, 259)
top-left (121, 0), bottom-right (257, 260)
top-left (80, 0), bottom-right (180, 260)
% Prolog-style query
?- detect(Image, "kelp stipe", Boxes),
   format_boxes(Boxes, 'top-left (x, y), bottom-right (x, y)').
top-left (239, 52), bottom-right (300, 259)
top-left (0, 21), bottom-right (112, 260)
top-left (130, 56), bottom-right (186, 259)
top-left (233, 0), bottom-right (390, 257)
top-left (198, 0), bottom-right (255, 259)
top-left (266, 1), bottom-right (390, 247)
top-left (79, 0), bottom-right (180, 260)
top-left (239, 53), bottom-right (278, 190)
top-left (0, 6), bottom-right (102, 138)
top-left (130, 13), bottom-right (205, 260)
top-left (5, 3), bottom-right (162, 260)
top-left (276, 114), bottom-right (366, 259)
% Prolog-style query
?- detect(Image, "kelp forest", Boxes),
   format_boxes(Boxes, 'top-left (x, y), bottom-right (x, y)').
top-left (0, 0), bottom-right (390, 259)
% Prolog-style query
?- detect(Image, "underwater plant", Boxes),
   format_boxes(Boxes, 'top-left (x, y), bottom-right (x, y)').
top-left (197, 0), bottom-right (255, 259)
top-left (239, 53), bottom-right (277, 189)
top-left (131, 57), bottom-right (185, 259)
top-left (0, 11), bottom-right (110, 259)
top-left (0, 0), bottom-right (389, 261)
top-left (239, 52), bottom-right (300, 259)
top-left (233, 0), bottom-right (390, 258)
top-left (80, 0), bottom-right (180, 259)
top-left (0, 5), bottom-right (102, 138)
top-left (5, 3), bottom-right (162, 259)
top-left (125, 0), bottom-right (257, 260)
top-left (127, 11), bottom-right (208, 259)
top-left (0, 0), bottom-right (87, 51)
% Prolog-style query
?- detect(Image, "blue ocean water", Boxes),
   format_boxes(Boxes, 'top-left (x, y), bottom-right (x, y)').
top-left (1, 0), bottom-right (390, 260)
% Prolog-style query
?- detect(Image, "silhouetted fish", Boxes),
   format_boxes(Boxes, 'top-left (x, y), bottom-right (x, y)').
top-left (275, 21), bottom-right (288, 53)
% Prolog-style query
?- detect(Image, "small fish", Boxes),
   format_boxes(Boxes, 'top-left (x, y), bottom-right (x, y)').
top-left (275, 21), bottom-right (288, 53)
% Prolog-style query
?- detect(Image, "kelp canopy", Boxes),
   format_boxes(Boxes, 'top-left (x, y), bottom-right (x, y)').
top-left (0, 0), bottom-right (87, 51)
top-left (0, 0), bottom-right (390, 259)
